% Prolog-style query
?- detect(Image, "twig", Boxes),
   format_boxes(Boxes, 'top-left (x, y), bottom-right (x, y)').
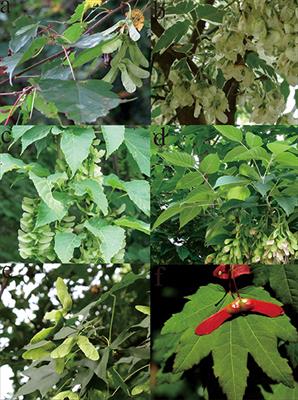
top-left (63, 46), bottom-right (76, 80)
top-left (4, 86), bottom-right (33, 126)
top-left (108, 294), bottom-right (116, 344)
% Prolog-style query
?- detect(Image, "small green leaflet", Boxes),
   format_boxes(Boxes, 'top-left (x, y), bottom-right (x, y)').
top-left (245, 52), bottom-right (277, 82)
top-left (0, 52), bottom-right (23, 85)
top-left (214, 176), bottom-right (248, 188)
top-left (153, 20), bottom-right (191, 54)
top-left (37, 80), bottom-right (121, 123)
top-left (2, 37), bottom-right (47, 85)
top-left (257, 265), bottom-right (298, 313)
top-left (103, 173), bottom-right (126, 191)
top-left (166, 1), bottom-right (197, 14)
top-left (275, 197), bottom-right (298, 216)
top-left (103, 174), bottom-right (150, 216)
top-left (200, 153), bottom-right (220, 174)
top-left (62, 23), bottom-right (85, 44)
top-left (267, 141), bottom-right (291, 155)
top-left (214, 126), bottom-right (243, 143)
top-left (160, 151), bottom-right (196, 168)
top-left (152, 203), bottom-right (182, 230)
top-left (245, 131), bottom-right (263, 148)
top-left (227, 186), bottom-right (250, 201)
top-left (85, 217), bottom-right (126, 263)
top-left (176, 172), bottom-right (203, 189)
top-left (54, 232), bottom-right (81, 263)
top-left (275, 152), bottom-right (298, 167)
top-left (223, 146), bottom-right (247, 162)
top-left (114, 217), bottom-right (150, 235)
top-left (102, 125), bottom-right (125, 158)
top-left (95, 347), bottom-right (110, 384)
top-left (135, 305), bottom-right (150, 315)
top-left (196, 4), bottom-right (225, 24)
top-left (179, 204), bottom-right (202, 228)
top-left (160, 284), bottom-right (297, 400)
top-left (0, 153), bottom-right (25, 179)
top-left (60, 127), bottom-right (95, 176)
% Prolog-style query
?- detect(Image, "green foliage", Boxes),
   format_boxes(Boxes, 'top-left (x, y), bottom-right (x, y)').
top-left (153, 269), bottom-right (298, 400)
top-left (0, 1), bottom-right (150, 125)
top-left (0, 125), bottom-right (150, 263)
top-left (252, 265), bottom-right (298, 312)
top-left (0, 264), bottom-right (149, 399)
top-left (151, 125), bottom-right (298, 264)
top-left (152, 0), bottom-right (297, 125)
top-left (261, 383), bottom-right (298, 399)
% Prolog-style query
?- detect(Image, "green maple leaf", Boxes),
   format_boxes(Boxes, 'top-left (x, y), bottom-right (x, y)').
top-left (252, 265), bottom-right (298, 313)
top-left (260, 382), bottom-right (298, 399)
top-left (157, 284), bottom-right (297, 400)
